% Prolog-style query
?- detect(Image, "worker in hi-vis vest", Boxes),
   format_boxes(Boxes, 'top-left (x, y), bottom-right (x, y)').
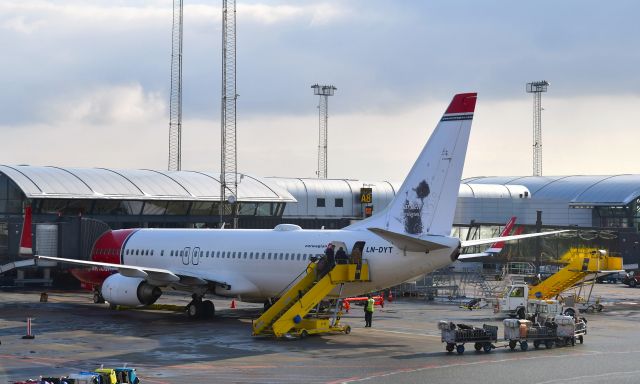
top-left (364, 294), bottom-right (375, 327)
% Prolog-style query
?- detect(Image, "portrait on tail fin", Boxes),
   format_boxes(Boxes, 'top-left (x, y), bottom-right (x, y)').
top-left (403, 180), bottom-right (430, 235)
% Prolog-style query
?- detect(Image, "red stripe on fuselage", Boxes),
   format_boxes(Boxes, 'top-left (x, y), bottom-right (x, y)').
top-left (71, 229), bottom-right (138, 288)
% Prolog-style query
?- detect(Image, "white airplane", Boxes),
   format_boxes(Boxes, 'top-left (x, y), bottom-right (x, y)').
top-left (35, 92), bottom-right (566, 319)
top-left (458, 216), bottom-right (521, 260)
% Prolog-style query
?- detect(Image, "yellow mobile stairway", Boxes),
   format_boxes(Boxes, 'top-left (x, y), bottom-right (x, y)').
top-left (252, 261), bottom-right (370, 338)
top-left (528, 247), bottom-right (623, 300)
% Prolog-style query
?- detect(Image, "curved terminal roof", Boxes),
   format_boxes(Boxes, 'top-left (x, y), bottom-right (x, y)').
top-left (268, 177), bottom-right (397, 217)
top-left (0, 165), bottom-right (295, 202)
top-left (463, 175), bottom-right (640, 206)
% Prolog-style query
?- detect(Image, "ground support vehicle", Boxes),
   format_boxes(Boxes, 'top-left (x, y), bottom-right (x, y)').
top-left (252, 242), bottom-right (370, 339)
top-left (503, 315), bottom-right (587, 351)
top-left (438, 321), bottom-right (498, 354)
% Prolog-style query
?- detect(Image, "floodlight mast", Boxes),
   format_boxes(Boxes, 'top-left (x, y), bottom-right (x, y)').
top-left (168, 0), bottom-right (184, 171)
top-left (526, 80), bottom-right (549, 177)
top-left (220, 0), bottom-right (238, 228)
top-left (311, 84), bottom-right (337, 179)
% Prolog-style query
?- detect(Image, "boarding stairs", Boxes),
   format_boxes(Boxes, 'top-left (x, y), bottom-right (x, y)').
top-left (528, 247), bottom-right (623, 300)
top-left (252, 261), bottom-right (370, 338)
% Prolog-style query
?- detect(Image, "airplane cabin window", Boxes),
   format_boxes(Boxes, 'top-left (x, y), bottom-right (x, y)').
top-left (135, 250), bottom-right (139, 256)
top-left (206, 251), bottom-right (209, 257)
top-left (261, 253), bottom-right (265, 259)
top-left (161, 250), bottom-right (164, 256)
top-left (297, 254), bottom-right (301, 261)
top-left (151, 250), bottom-right (154, 256)
top-left (279, 253), bottom-right (283, 260)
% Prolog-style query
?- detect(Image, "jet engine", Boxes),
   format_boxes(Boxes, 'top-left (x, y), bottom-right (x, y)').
top-left (101, 273), bottom-right (162, 307)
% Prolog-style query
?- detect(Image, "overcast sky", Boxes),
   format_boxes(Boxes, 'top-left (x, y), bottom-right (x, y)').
top-left (1, 0), bottom-right (639, 182)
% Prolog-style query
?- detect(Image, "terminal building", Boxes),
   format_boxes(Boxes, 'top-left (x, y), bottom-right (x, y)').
top-left (1, 165), bottom-right (640, 285)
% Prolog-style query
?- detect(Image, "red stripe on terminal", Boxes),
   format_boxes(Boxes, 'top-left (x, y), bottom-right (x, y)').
top-left (445, 93), bottom-right (477, 114)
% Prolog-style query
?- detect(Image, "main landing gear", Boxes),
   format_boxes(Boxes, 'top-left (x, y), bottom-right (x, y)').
top-left (186, 294), bottom-right (215, 320)
top-left (93, 288), bottom-right (105, 304)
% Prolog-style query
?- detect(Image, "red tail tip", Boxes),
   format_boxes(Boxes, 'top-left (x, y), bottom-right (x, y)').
top-left (445, 93), bottom-right (477, 114)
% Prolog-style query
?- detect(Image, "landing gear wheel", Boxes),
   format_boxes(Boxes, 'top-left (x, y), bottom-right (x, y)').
top-left (446, 343), bottom-right (455, 353)
top-left (93, 291), bottom-right (105, 304)
top-left (202, 300), bottom-right (215, 319)
top-left (344, 325), bottom-right (351, 335)
top-left (474, 343), bottom-right (482, 352)
top-left (545, 340), bottom-right (554, 349)
top-left (564, 308), bottom-right (576, 318)
top-left (509, 340), bottom-right (517, 350)
top-left (187, 301), bottom-right (202, 320)
top-left (456, 344), bottom-right (465, 355)
top-left (483, 344), bottom-right (492, 353)
top-left (300, 329), bottom-right (309, 339)
top-left (533, 340), bottom-right (541, 349)
top-left (520, 341), bottom-right (528, 351)
top-left (578, 335), bottom-right (584, 344)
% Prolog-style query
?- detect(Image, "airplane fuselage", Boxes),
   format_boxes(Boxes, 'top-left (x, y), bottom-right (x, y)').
top-left (83, 226), bottom-right (458, 301)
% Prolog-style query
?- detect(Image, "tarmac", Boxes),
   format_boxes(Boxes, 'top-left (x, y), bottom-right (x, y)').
top-left (2, 283), bottom-right (640, 383)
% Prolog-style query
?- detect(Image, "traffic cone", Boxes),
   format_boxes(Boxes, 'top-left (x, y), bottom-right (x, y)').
top-left (230, 299), bottom-right (236, 309)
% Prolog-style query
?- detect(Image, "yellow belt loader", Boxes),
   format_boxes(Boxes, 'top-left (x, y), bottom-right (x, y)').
top-left (496, 248), bottom-right (623, 319)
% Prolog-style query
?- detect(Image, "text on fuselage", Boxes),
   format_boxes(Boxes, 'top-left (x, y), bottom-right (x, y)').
top-left (365, 246), bottom-right (393, 254)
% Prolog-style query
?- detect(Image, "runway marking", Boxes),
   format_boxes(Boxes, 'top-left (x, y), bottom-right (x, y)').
top-left (366, 329), bottom-right (440, 338)
top-left (335, 349), bottom-right (640, 383)
top-left (535, 370), bottom-right (640, 383)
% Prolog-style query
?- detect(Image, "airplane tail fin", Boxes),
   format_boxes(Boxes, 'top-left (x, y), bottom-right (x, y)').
top-left (20, 206), bottom-right (33, 255)
top-left (484, 217), bottom-right (516, 253)
top-left (349, 93), bottom-right (477, 237)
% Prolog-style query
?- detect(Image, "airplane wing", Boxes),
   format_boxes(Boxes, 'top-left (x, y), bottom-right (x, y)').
top-left (35, 255), bottom-right (232, 288)
top-left (461, 229), bottom-right (570, 248)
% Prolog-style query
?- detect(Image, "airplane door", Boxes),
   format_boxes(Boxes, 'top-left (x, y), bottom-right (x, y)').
top-left (192, 247), bottom-right (200, 265)
top-left (182, 247), bottom-right (190, 265)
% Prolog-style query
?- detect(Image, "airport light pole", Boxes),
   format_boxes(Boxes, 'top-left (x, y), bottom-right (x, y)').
top-left (526, 80), bottom-right (549, 177)
top-left (312, 84), bottom-right (337, 179)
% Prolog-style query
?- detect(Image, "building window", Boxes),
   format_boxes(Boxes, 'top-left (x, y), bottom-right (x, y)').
top-left (317, 198), bottom-right (326, 208)
top-left (335, 198), bottom-right (343, 208)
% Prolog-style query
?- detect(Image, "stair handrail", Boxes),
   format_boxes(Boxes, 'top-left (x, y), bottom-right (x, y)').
top-left (274, 263), bottom-right (315, 299)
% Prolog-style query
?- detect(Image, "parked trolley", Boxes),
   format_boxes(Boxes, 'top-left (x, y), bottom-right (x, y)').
top-left (438, 321), bottom-right (498, 354)
top-left (503, 315), bottom-right (587, 351)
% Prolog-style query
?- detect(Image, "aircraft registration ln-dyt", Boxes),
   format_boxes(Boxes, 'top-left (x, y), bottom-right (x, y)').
top-left (34, 93), bottom-right (567, 319)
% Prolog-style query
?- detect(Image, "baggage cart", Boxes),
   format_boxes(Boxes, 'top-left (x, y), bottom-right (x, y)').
top-left (503, 315), bottom-right (587, 351)
top-left (438, 320), bottom-right (498, 354)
